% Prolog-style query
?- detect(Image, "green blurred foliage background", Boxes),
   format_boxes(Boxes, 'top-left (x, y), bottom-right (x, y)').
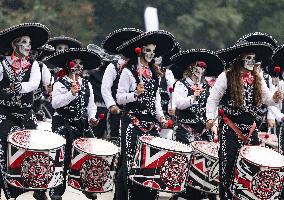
top-left (1, 0), bottom-right (283, 50)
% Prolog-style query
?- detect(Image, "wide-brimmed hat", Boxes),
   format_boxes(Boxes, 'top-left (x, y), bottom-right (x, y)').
top-left (0, 23), bottom-right (50, 54)
top-left (87, 44), bottom-right (119, 62)
top-left (217, 42), bottom-right (274, 64)
top-left (45, 48), bottom-right (101, 70)
top-left (236, 32), bottom-right (278, 49)
top-left (116, 30), bottom-right (175, 58)
top-left (101, 28), bottom-right (143, 54)
top-left (171, 49), bottom-right (225, 79)
top-left (271, 44), bottom-right (284, 76)
top-left (36, 44), bottom-right (55, 60)
top-left (162, 41), bottom-right (181, 67)
top-left (47, 36), bottom-right (82, 49)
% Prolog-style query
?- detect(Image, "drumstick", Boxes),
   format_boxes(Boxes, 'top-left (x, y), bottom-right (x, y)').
top-left (274, 66), bottom-right (281, 91)
top-left (135, 47), bottom-right (143, 84)
top-left (69, 61), bottom-right (76, 82)
top-left (169, 87), bottom-right (174, 109)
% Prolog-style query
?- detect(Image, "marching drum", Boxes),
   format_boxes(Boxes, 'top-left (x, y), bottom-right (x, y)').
top-left (187, 141), bottom-right (219, 194)
top-left (7, 129), bottom-right (65, 189)
top-left (258, 132), bottom-right (278, 151)
top-left (231, 145), bottom-right (284, 200)
top-left (68, 138), bottom-right (119, 193)
top-left (130, 136), bottom-right (192, 193)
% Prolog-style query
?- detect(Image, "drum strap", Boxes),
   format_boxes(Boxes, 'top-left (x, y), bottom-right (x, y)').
top-left (223, 115), bottom-right (256, 144)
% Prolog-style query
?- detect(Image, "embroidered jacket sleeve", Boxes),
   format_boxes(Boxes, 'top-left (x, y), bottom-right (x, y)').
top-left (101, 63), bottom-right (117, 109)
top-left (87, 82), bottom-right (97, 121)
top-left (41, 63), bottom-right (52, 89)
top-left (166, 69), bottom-right (176, 109)
top-left (174, 80), bottom-right (196, 110)
top-left (20, 61), bottom-right (41, 93)
top-left (52, 80), bottom-right (76, 109)
top-left (117, 68), bottom-right (137, 105)
top-left (206, 72), bottom-right (227, 120)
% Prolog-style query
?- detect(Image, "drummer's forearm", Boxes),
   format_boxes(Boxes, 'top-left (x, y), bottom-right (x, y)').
top-left (52, 91), bottom-right (76, 109)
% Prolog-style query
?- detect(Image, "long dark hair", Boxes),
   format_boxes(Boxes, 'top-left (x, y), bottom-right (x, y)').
top-left (226, 56), bottom-right (262, 107)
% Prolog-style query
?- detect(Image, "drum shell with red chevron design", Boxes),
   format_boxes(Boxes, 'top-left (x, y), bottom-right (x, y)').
top-left (231, 145), bottom-right (284, 200)
top-left (187, 141), bottom-right (219, 194)
top-left (129, 136), bottom-right (192, 193)
top-left (68, 138), bottom-right (119, 193)
top-left (7, 130), bottom-right (65, 189)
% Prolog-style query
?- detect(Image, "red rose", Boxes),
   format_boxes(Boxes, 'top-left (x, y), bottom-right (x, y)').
top-left (135, 47), bottom-right (142, 54)
top-left (69, 61), bottom-right (75, 70)
top-left (218, 109), bottom-right (225, 117)
top-left (274, 66), bottom-right (281, 73)
top-left (98, 114), bottom-right (105, 120)
top-left (199, 61), bottom-right (206, 68)
top-left (168, 87), bottom-right (174, 93)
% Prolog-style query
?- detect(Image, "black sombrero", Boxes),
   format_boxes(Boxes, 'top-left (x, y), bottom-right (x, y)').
top-left (162, 41), bottom-right (181, 67)
top-left (45, 48), bottom-right (101, 70)
top-left (36, 44), bottom-right (55, 60)
top-left (117, 30), bottom-right (175, 58)
top-left (236, 32), bottom-right (278, 49)
top-left (217, 42), bottom-right (274, 64)
top-left (272, 44), bottom-right (284, 71)
top-left (47, 36), bottom-right (82, 49)
top-left (171, 49), bottom-right (225, 79)
top-left (101, 28), bottom-right (143, 54)
top-left (0, 23), bottom-right (50, 54)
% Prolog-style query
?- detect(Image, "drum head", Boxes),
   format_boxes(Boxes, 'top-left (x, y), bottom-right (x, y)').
top-left (37, 121), bottom-right (52, 132)
top-left (8, 130), bottom-right (65, 150)
top-left (139, 136), bottom-right (192, 153)
top-left (241, 146), bottom-right (284, 168)
top-left (191, 141), bottom-right (219, 158)
top-left (73, 138), bottom-right (119, 156)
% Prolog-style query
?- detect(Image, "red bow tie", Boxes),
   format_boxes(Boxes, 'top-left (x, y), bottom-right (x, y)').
top-left (242, 72), bottom-right (254, 85)
top-left (11, 52), bottom-right (31, 74)
top-left (138, 65), bottom-right (152, 79)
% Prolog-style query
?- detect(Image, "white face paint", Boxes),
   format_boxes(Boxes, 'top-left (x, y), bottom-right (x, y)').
top-left (72, 59), bottom-right (84, 75)
top-left (56, 44), bottom-right (69, 52)
top-left (13, 36), bottom-right (31, 57)
top-left (142, 44), bottom-right (156, 63)
top-left (154, 56), bottom-right (162, 66)
top-left (242, 53), bottom-right (256, 71)
top-left (193, 66), bottom-right (205, 80)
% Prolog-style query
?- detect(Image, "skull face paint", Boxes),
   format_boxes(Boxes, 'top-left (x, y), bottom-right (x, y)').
top-left (56, 44), bottom-right (69, 52)
top-left (192, 66), bottom-right (205, 82)
top-left (242, 53), bottom-right (256, 71)
top-left (13, 36), bottom-right (31, 57)
top-left (72, 59), bottom-right (84, 75)
top-left (142, 44), bottom-right (156, 63)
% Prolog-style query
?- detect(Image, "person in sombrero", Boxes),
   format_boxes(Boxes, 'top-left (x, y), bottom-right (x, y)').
top-left (46, 48), bottom-right (101, 200)
top-left (207, 41), bottom-right (282, 200)
top-left (115, 30), bottom-right (175, 200)
top-left (170, 49), bottom-right (224, 200)
top-left (0, 22), bottom-right (50, 199)
top-left (100, 28), bottom-right (143, 144)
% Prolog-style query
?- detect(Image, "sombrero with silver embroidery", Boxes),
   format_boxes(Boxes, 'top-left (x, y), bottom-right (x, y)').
top-left (47, 36), bottom-right (82, 49)
top-left (162, 41), bottom-right (181, 67)
top-left (36, 44), bottom-right (55, 60)
top-left (236, 32), bottom-right (278, 49)
top-left (217, 41), bottom-right (274, 64)
top-left (102, 28), bottom-right (143, 54)
top-left (272, 44), bottom-right (284, 70)
top-left (116, 30), bottom-right (175, 58)
top-left (45, 48), bottom-right (101, 70)
top-left (171, 49), bottom-right (224, 79)
top-left (87, 44), bottom-right (118, 62)
top-left (0, 23), bottom-right (50, 54)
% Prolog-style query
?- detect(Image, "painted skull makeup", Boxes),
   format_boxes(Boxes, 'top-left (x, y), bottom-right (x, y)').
top-left (13, 36), bottom-right (31, 57)
top-left (242, 53), bottom-right (256, 71)
top-left (56, 44), bottom-right (69, 52)
top-left (193, 66), bottom-right (205, 81)
top-left (72, 59), bottom-right (84, 75)
top-left (154, 56), bottom-right (162, 66)
top-left (142, 44), bottom-right (156, 63)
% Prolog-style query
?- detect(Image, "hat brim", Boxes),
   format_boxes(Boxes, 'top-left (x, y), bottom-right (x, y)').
top-left (217, 42), bottom-right (274, 64)
top-left (117, 30), bottom-right (175, 58)
top-left (47, 37), bottom-right (82, 49)
top-left (272, 44), bottom-right (284, 68)
top-left (236, 32), bottom-right (277, 49)
top-left (171, 49), bottom-right (225, 79)
top-left (45, 48), bottom-right (101, 70)
top-left (162, 42), bottom-right (181, 67)
top-left (102, 28), bottom-right (143, 54)
top-left (0, 23), bottom-right (50, 54)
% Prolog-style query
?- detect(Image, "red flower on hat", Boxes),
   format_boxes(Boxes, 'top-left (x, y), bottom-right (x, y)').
top-left (198, 61), bottom-right (206, 68)
top-left (135, 47), bottom-right (142, 55)
top-left (274, 66), bottom-right (281, 73)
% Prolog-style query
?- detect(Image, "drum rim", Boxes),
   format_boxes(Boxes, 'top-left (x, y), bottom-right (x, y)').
top-left (240, 145), bottom-right (284, 169)
top-left (73, 137), bottom-right (119, 156)
top-left (138, 136), bottom-right (192, 154)
top-left (8, 129), bottom-right (66, 151)
top-left (191, 141), bottom-right (219, 159)
top-left (128, 175), bottom-right (187, 193)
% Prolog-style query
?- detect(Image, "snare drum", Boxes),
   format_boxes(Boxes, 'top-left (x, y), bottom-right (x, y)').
top-left (7, 129), bottom-right (65, 189)
top-left (130, 136), bottom-right (192, 193)
top-left (231, 145), bottom-right (284, 200)
top-left (68, 138), bottom-right (119, 193)
top-left (258, 132), bottom-right (278, 151)
top-left (187, 141), bottom-right (219, 194)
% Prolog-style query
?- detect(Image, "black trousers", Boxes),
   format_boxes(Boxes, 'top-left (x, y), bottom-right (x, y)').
top-left (115, 115), bottom-right (158, 200)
